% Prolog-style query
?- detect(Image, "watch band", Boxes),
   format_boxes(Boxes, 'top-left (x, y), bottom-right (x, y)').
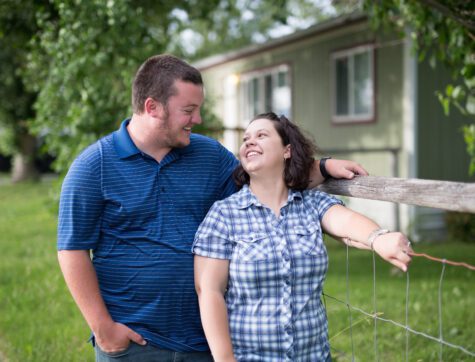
top-left (319, 157), bottom-right (332, 180)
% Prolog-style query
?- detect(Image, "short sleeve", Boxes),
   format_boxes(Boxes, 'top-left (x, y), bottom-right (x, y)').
top-left (306, 189), bottom-right (344, 222)
top-left (192, 202), bottom-right (234, 260)
top-left (57, 157), bottom-right (104, 250)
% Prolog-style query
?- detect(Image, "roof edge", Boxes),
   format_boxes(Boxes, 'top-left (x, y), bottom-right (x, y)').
top-left (193, 11), bottom-right (367, 71)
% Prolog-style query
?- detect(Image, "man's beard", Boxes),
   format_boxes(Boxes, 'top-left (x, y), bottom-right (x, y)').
top-left (158, 110), bottom-right (190, 149)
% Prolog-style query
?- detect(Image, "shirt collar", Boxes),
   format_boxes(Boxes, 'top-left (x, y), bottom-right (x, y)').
top-left (236, 184), bottom-right (303, 209)
top-left (113, 118), bottom-right (187, 162)
top-left (113, 119), bottom-right (141, 159)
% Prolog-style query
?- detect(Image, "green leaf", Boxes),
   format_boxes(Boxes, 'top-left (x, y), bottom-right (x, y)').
top-left (446, 84), bottom-right (454, 97)
top-left (437, 92), bottom-right (450, 116)
top-left (451, 85), bottom-right (463, 101)
top-left (466, 96), bottom-right (475, 115)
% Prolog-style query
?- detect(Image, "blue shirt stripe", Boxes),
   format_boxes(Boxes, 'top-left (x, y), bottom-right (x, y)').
top-left (58, 119), bottom-right (238, 351)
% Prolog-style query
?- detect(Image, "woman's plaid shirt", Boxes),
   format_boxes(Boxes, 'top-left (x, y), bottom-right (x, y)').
top-left (193, 185), bottom-right (343, 361)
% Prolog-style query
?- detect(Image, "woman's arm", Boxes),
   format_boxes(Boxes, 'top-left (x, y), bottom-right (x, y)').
top-left (194, 255), bottom-right (236, 362)
top-left (321, 204), bottom-right (413, 271)
top-left (308, 159), bottom-right (369, 188)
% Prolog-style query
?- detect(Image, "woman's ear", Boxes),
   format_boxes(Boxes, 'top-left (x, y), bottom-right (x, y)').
top-left (284, 144), bottom-right (291, 159)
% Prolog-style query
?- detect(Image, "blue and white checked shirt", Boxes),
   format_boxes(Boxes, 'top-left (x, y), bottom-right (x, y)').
top-left (193, 185), bottom-right (344, 361)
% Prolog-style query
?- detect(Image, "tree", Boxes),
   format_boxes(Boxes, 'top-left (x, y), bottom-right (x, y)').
top-left (26, 0), bottom-right (349, 174)
top-left (168, 0), bottom-right (354, 61)
top-left (27, 0), bottom-right (259, 174)
top-left (27, 0), bottom-right (180, 173)
top-left (363, 0), bottom-right (475, 174)
top-left (0, 0), bottom-right (48, 182)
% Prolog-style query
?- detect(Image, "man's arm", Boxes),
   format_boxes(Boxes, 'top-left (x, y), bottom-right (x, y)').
top-left (58, 250), bottom-right (146, 352)
top-left (308, 158), bottom-right (369, 188)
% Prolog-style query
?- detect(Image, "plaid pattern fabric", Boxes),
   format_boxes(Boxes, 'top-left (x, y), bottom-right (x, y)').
top-left (193, 185), bottom-right (343, 361)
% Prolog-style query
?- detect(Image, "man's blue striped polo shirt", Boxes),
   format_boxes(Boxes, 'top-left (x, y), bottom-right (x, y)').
top-left (57, 119), bottom-right (238, 351)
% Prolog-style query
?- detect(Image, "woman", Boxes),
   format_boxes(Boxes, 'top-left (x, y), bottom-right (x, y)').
top-left (192, 112), bottom-right (412, 362)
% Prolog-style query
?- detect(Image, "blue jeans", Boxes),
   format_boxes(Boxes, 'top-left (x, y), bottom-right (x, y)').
top-left (95, 342), bottom-right (214, 362)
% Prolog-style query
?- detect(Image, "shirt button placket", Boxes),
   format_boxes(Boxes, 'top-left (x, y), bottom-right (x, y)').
top-left (285, 348), bottom-right (294, 362)
top-left (281, 233), bottom-right (293, 356)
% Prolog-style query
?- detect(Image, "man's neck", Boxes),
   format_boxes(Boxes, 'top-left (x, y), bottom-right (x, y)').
top-left (127, 115), bottom-right (171, 162)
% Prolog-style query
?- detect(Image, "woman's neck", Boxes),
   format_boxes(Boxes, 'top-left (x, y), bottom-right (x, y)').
top-left (249, 178), bottom-right (289, 217)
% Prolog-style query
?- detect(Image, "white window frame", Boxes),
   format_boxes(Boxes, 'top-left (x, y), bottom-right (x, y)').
top-left (239, 64), bottom-right (291, 126)
top-left (331, 44), bottom-right (375, 123)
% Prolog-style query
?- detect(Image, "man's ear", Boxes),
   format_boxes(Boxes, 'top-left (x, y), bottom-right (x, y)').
top-left (144, 97), bottom-right (165, 118)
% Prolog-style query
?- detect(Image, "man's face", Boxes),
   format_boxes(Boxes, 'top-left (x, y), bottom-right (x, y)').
top-left (157, 80), bottom-right (204, 148)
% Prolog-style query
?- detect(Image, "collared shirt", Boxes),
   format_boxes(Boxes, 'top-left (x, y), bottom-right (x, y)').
top-left (193, 185), bottom-right (343, 361)
top-left (58, 119), bottom-right (238, 352)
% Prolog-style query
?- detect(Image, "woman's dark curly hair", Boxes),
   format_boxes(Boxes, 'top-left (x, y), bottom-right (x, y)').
top-left (233, 112), bottom-right (318, 191)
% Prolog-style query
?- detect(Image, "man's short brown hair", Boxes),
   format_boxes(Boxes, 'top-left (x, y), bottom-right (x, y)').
top-left (132, 54), bottom-right (203, 114)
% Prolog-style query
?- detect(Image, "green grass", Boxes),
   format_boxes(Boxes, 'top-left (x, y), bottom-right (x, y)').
top-left (324, 239), bottom-right (475, 361)
top-left (0, 179), bottom-right (474, 361)
top-left (0, 179), bottom-right (94, 362)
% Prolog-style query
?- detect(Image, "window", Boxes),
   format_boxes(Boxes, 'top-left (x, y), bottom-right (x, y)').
top-left (240, 64), bottom-right (291, 124)
top-left (332, 45), bottom-right (374, 123)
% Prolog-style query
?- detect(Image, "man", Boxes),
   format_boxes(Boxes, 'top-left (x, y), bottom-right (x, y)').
top-left (57, 54), bottom-right (367, 361)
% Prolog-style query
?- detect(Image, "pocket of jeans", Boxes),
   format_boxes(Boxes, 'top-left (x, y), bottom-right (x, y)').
top-left (96, 341), bottom-right (132, 358)
top-left (291, 223), bottom-right (324, 255)
top-left (233, 232), bottom-right (272, 262)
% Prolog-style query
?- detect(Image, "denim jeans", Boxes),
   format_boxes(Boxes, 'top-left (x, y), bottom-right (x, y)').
top-left (95, 342), bottom-right (214, 362)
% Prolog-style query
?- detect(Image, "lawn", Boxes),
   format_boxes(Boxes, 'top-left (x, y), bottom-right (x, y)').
top-left (324, 239), bottom-right (475, 361)
top-left (0, 179), bottom-right (473, 361)
top-left (0, 179), bottom-right (94, 362)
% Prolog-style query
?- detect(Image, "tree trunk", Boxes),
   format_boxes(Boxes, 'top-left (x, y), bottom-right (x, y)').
top-left (11, 132), bottom-right (39, 183)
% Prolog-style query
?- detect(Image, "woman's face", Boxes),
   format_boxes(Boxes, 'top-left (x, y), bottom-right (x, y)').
top-left (239, 118), bottom-right (290, 176)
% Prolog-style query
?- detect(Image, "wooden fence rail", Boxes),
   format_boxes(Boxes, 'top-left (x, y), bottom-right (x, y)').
top-left (318, 176), bottom-right (475, 213)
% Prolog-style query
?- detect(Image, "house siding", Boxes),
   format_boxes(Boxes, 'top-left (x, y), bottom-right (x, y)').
top-left (417, 61), bottom-right (472, 182)
top-left (196, 15), bottom-right (474, 238)
top-left (200, 22), bottom-right (405, 177)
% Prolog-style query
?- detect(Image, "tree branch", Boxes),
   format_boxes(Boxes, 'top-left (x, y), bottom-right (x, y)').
top-left (419, 0), bottom-right (475, 32)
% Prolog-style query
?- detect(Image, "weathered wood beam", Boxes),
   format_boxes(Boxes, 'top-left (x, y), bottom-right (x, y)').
top-left (318, 176), bottom-right (475, 213)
